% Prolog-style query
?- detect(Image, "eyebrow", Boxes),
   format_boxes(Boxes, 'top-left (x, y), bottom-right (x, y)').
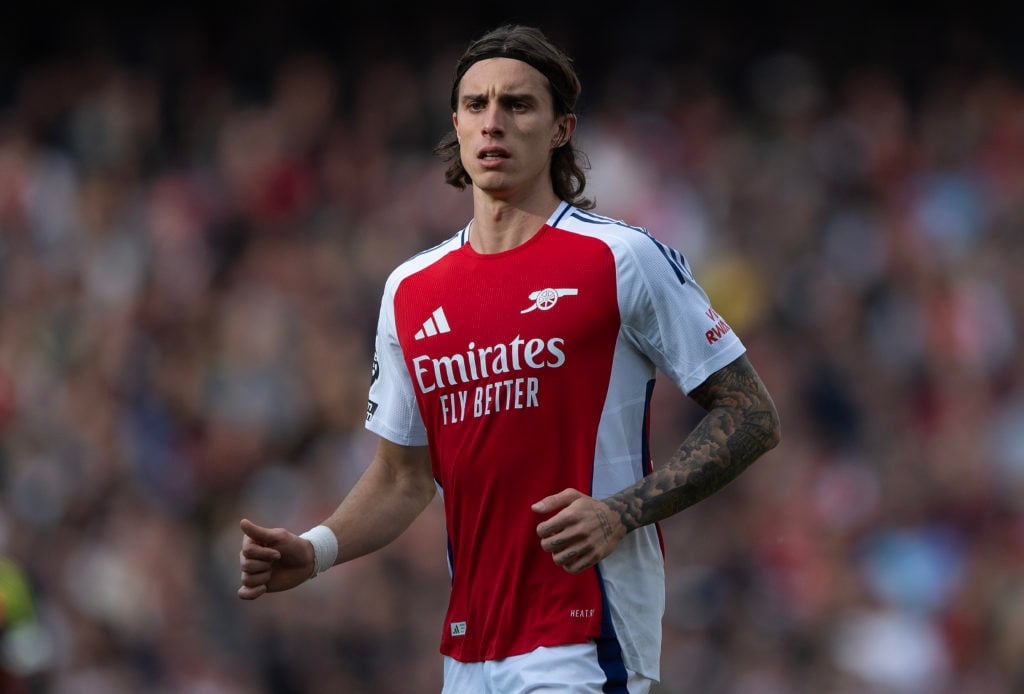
top-left (460, 91), bottom-right (541, 106)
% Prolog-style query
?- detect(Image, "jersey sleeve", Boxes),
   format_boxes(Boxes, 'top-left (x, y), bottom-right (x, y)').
top-left (364, 278), bottom-right (428, 446)
top-left (618, 231), bottom-right (746, 394)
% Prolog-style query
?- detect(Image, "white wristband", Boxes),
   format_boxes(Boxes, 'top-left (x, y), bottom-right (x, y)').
top-left (299, 525), bottom-right (338, 579)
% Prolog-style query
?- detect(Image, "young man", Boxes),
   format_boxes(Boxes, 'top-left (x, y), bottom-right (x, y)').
top-left (238, 24), bottom-right (781, 693)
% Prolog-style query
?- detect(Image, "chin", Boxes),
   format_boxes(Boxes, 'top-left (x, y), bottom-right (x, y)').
top-left (472, 173), bottom-right (513, 193)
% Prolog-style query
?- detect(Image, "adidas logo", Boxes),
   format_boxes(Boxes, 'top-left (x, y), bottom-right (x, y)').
top-left (414, 307), bottom-right (451, 340)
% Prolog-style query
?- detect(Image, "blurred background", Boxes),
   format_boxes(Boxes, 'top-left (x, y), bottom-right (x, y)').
top-left (1, 1), bottom-right (1022, 692)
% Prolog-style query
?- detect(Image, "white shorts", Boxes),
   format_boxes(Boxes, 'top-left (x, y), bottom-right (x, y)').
top-left (441, 640), bottom-right (654, 694)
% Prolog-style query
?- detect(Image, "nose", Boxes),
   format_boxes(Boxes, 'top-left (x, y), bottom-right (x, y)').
top-left (481, 103), bottom-right (504, 136)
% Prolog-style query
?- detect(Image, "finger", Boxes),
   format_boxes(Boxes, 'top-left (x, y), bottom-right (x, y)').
top-left (564, 558), bottom-right (590, 575)
top-left (541, 531), bottom-right (583, 553)
top-left (240, 543), bottom-right (281, 562)
top-left (540, 534), bottom-right (564, 552)
top-left (531, 488), bottom-right (581, 515)
top-left (552, 548), bottom-right (585, 571)
top-left (556, 548), bottom-right (595, 574)
top-left (536, 505), bottom-right (584, 539)
top-left (240, 518), bottom-right (280, 544)
top-left (240, 565), bottom-right (271, 582)
top-left (238, 584), bottom-right (268, 600)
top-left (240, 556), bottom-right (275, 573)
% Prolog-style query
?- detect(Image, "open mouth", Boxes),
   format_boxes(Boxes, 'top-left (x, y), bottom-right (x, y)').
top-left (478, 148), bottom-right (509, 160)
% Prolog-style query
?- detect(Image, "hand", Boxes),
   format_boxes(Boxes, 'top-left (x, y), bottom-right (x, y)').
top-left (532, 489), bottom-right (627, 574)
top-left (237, 519), bottom-right (316, 600)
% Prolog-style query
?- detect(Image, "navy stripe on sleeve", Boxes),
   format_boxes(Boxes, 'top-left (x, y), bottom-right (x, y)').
top-left (570, 211), bottom-right (688, 285)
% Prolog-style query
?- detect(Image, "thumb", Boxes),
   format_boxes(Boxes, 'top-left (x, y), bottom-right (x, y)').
top-left (531, 488), bottom-right (581, 514)
top-left (240, 518), bottom-right (277, 544)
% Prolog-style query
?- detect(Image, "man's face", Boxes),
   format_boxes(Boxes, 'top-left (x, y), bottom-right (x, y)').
top-left (453, 58), bottom-right (572, 201)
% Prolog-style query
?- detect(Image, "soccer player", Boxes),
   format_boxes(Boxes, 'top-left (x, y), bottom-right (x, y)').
top-left (238, 24), bottom-right (781, 693)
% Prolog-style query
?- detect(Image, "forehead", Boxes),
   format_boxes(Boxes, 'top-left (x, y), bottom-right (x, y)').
top-left (458, 58), bottom-right (551, 100)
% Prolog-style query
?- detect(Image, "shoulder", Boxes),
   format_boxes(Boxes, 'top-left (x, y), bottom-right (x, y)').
top-left (382, 229), bottom-right (467, 296)
top-left (553, 206), bottom-right (650, 245)
top-left (554, 206), bottom-right (693, 284)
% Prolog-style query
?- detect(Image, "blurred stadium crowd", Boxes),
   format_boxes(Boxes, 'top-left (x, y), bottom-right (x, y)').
top-left (1, 4), bottom-right (1023, 693)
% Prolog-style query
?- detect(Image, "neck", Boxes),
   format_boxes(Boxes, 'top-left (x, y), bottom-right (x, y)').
top-left (468, 191), bottom-right (562, 254)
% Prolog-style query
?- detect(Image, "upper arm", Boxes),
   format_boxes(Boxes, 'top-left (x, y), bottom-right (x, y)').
top-left (613, 230), bottom-right (746, 394)
top-left (688, 354), bottom-right (781, 443)
top-left (373, 438), bottom-right (435, 501)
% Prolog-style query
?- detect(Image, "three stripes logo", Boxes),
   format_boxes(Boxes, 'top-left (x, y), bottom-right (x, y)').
top-left (414, 307), bottom-right (451, 340)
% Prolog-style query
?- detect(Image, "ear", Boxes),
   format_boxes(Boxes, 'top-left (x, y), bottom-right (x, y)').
top-left (552, 113), bottom-right (577, 149)
top-left (453, 112), bottom-right (461, 143)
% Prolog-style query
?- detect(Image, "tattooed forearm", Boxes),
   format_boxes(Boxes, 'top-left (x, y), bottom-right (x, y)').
top-left (605, 355), bottom-right (781, 532)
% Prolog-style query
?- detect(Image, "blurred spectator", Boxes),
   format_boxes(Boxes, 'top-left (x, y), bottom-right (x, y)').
top-left (0, 6), bottom-right (1021, 693)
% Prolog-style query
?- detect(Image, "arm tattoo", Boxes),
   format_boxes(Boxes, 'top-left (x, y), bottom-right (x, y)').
top-left (605, 354), bottom-right (781, 532)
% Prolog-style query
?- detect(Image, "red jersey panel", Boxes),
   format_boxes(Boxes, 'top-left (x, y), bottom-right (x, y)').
top-left (393, 224), bottom-right (619, 660)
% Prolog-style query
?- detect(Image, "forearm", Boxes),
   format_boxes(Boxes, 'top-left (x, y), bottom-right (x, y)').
top-left (605, 405), bottom-right (776, 530)
top-left (320, 442), bottom-right (435, 564)
top-left (605, 355), bottom-right (781, 530)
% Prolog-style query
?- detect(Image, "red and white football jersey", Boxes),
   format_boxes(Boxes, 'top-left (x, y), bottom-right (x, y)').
top-left (365, 201), bottom-right (745, 679)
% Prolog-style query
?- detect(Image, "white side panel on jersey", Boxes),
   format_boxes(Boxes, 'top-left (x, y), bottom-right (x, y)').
top-left (599, 526), bottom-right (665, 680)
top-left (556, 203), bottom-right (747, 680)
top-left (589, 332), bottom-right (662, 679)
top-left (365, 234), bottom-right (465, 446)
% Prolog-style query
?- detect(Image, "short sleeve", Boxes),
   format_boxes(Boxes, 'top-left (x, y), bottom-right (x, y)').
top-left (365, 280), bottom-right (428, 446)
top-left (619, 232), bottom-right (746, 394)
